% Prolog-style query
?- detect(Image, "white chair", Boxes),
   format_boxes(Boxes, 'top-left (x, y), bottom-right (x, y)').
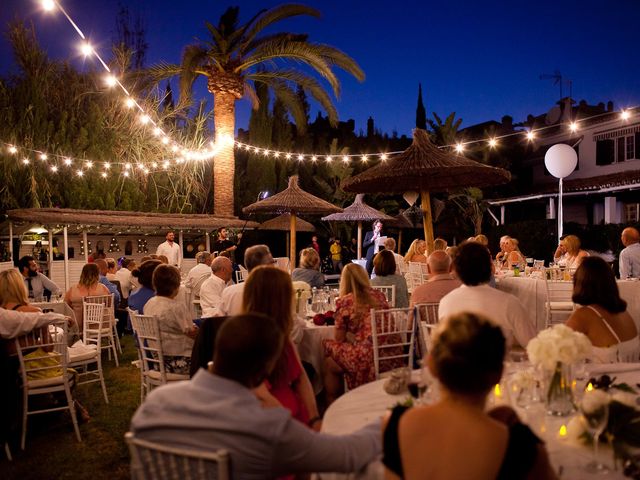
top-left (235, 267), bottom-right (248, 284)
top-left (192, 299), bottom-right (203, 318)
top-left (415, 302), bottom-right (440, 357)
top-left (125, 432), bottom-right (230, 480)
top-left (370, 307), bottom-right (416, 379)
top-left (130, 314), bottom-right (189, 401)
top-left (406, 262), bottom-right (428, 293)
top-left (127, 307), bottom-right (147, 402)
top-left (275, 257), bottom-right (290, 271)
top-left (68, 302), bottom-right (109, 404)
top-left (15, 319), bottom-right (82, 449)
top-left (544, 276), bottom-right (575, 327)
top-left (5, 442), bottom-right (12, 461)
top-left (372, 284), bottom-right (396, 308)
top-left (84, 294), bottom-right (121, 365)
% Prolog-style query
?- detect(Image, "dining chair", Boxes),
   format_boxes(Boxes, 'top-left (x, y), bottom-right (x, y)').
top-left (84, 294), bottom-right (121, 365)
top-left (68, 302), bottom-right (109, 404)
top-left (370, 306), bottom-right (416, 379)
top-left (130, 314), bottom-right (189, 402)
top-left (372, 284), bottom-right (396, 308)
top-left (125, 432), bottom-right (230, 480)
top-left (15, 319), bottom-right (82, 449)
top-left (543, 276), bottom-right (575, 328)
top-left (235, 268), bottom-right (248, 284)
top-left (414, 302), bottom-right (440, 357)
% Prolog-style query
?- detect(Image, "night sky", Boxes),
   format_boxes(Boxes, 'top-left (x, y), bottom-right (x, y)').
top-left (2, 0), bottom-right (639, 137)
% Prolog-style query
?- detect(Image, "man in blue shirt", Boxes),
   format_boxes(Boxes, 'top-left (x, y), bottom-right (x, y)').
top-left (131, 313), bottom-right (381, 478)
top-left (94, 259), bottom-right (121, 306)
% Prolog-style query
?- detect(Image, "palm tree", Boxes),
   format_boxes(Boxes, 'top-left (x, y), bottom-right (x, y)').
top-left (149, 4), bottom-right (364, 216)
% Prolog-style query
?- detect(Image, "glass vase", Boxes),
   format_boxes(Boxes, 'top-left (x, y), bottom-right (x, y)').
top-left (546, 361), bottom-right (575, 416)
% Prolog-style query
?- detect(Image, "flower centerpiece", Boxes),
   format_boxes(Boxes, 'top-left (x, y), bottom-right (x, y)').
top-left (526, 324), bottom-right (592, 416)
top-left (292, 281), bottom-right (311, 315)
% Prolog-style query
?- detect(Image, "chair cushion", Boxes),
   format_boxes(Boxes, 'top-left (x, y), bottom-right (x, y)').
top-left (68, 349), bottom-right (98, 363)
top-left (28, 374), bottom-right (74, 389)
top-left (145, 370), bottom-right (189, 381)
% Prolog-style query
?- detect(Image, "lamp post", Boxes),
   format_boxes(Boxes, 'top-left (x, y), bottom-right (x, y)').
top-left (544, 144), bottom-right (578, 242)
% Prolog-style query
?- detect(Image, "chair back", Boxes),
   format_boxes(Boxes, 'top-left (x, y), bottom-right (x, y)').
top-left (544, 277), bottom-right (574, 303)
top-left (274, 257), bottom-right (290, 271)
top-left (14, 319), bottom-right (69, 385)
top-left (130, 314), bottom-right (169, 383)
top-left (370, 307), bottom-right (416, 379)
top-left (372, 284), bottom-right (396, 308)
top-left (125, 432), bottom-right (230, 480)
top-left (85, 294), bottom-right (115, 326)
top-left (414, 302), bottom-right (440, 356)
top-left (235, 268), bottom-right (248, 284)
top-left (82, 302), bottom-right (105, 348)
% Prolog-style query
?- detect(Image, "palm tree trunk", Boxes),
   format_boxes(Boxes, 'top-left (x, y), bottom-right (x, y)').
top-left (213, 91), bottom-right (236, 216)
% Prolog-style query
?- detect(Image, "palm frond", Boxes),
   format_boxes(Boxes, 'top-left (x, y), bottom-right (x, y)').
top-left (259, 77), bottom-right (307, 133)
top-left (308, 43), bottom-right (365, 83)
top-left (204, 21), bottom-right (226, 53)
top-left (238, 40), bottom-right (339, 95)
top-left (244, 82), bottom-right (259, 110)
top-left (239, 4), bottom-right (321, 54)
top-left (242, 32), bottom-right (308, 57)
top-left (177, 44), bottom-right (212, 103)
top-left (145, 61), bottom-right (183, 83)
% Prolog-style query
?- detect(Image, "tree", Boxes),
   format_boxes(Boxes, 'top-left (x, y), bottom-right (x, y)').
top-left (416, 83), bottom-right (426, 130)
top-left (148, 4), bottom-right (364, 216)
top-left (428, 111), bottom-right (462, 146)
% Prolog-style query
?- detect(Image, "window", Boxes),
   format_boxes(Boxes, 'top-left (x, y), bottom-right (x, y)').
top-left (627, 135), bottom-right (636, 161)
top-left (596, 139), bottom-right (614, 165)
top-left (626, 203), bottom-right (640, 223)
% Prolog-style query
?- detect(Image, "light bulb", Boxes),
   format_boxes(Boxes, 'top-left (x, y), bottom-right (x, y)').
top-left (569, 122), bottom-right (578, 132)
top-left (80, 42), bottom-right (93, 57)
top-left (41, 0), bottom-right (56, 12)
top-left (139, 114), bottom-right (150, 124)
top-left (380, 153), bottom-right (388, 161)
top-left (104, 162), bottom-right (111, 169)
top-left (39, 153), bottom-right (47, 161)
top-left (124, 98), bottom-right (135, 109)
top-left (51, 165), bottom-right (58, 172)
top-left (488, 138), bottom-right (498, 148)
top-left (621, 110), bottom-right (630, 120)
top-left (22, 158), bottom-right (30, 165)
top-left (64, 157), bottom-right (72, 166)
top-left (76, 170), bottom-right (84, 177)
top-left (8, 145), bottom-right (17, 154)
top-left (105, 75), bottom-right (117, 87)
top-left (342, 155), bottom-right (349, 163)
top-left (526, 131), bottom-right (535, 141)
top-left (325, 156), bottom-right (332, 162)
top-left (361, 155), bottom-right (368, 162)
top-left (101, 172), bottom-right (108, 178)
top-left (297, 155), bottom-right (304, 162)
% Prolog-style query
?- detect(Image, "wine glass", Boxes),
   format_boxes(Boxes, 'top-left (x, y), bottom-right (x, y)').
top-left (579, 391), bottom-right (610, 473)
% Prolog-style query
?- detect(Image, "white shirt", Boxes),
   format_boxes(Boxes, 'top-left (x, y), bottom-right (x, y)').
top-left (438, 283), bottom-right (536, 348)
top-left (156, 241), bottom-right (182, 268)
top-left (185, 263), bottom-right (212, 296)
top-left (115, 268), bottom-right (133, 299)
top-left (0, 309), bottom-right (65, 339)
top-left (620, 243), bottom-right (640, 279)
top-left (216, 283), bottom-right (245, 317)
top-left (199, 274), bottom-right (228, 318)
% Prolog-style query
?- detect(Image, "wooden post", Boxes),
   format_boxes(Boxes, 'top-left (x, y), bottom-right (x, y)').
top-left (8, 221), bottom-right (13, 260)
top-left (398, 229), bottom-right (403, 254)
top-left (289, 214), bottom-right (297, 273)
top-left (205, 232), bottom-right (211, 252)
top-left (82, 230), bottom-right (89, 263)
top-left (63, 226), bottom-right (69, 291)
top-left (421, 190), bottom-right (435, 252)
top-left (48, 229), bottom-right (53, 276)
top-left (357, 221), bottom-right (363, 259)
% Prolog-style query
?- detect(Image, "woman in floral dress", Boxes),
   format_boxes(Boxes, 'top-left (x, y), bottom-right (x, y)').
top-left (323, 263), bottom-right (392, 404)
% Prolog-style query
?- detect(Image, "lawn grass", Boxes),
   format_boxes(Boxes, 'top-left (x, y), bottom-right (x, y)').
top-left (2, 335), bottom-right (140, 479)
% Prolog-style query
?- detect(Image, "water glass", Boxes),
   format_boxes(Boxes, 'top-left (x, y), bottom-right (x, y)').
top-left (580, 391), bottom-right (610, 473)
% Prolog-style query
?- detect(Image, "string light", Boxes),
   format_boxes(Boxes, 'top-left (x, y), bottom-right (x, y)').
top-left (526, 131), bottom-right (535, 141)
top-left (80, 42), bottom-right (93, 57)
top-left (488, 138), bottom-right (498, 148)
top-left (104, 75), bottom-right (117, 87)
top-left (8, 145), bottom-right (17, 154)
top-left (621, 110), bottom-right (630, 120)
top-left (569, 122), bottom-right (578, 132)
top-left (41, 0), bottom-right (56, 12)
top-left (455, 143), bottom-right (465, 153)
top-left (124, 98), bottom-right (135, 109)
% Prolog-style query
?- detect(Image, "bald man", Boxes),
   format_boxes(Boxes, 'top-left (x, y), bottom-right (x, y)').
top-left (620, 227), bottom-right (640, 279)
top-left (410, 250), bottom-right (461, 306)
top-left (199, 256), bottom-right (234, 317)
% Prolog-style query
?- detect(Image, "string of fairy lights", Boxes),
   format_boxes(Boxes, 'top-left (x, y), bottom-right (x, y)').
top-left (2, 0), bottom-right (638, 181)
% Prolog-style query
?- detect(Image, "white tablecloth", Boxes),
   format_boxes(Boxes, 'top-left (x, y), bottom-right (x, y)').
top-left (496, 277), bottom-right (640, 332)
top-left (298, 321), bottom-right (335, 394)
top-left (320, 364), bottom-right (640, 480)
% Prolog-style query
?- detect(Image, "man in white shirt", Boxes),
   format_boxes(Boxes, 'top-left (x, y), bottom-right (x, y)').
top-left (439, 241), bottom-right (535, 349)
top-left (156, 231), bottom-right (182, 269)
top-left (200, 256), bottom-right (233, 317)
top-left (185, 251), bottom-right (213, 298)
top-left (115, 258), bottom-right (135, 299)
top-left (620, 227), bottom-right (640, 279)
top-left (217, 245), bottom-right (275, 316)
top-left (18, 255), bottom-right (61, 300)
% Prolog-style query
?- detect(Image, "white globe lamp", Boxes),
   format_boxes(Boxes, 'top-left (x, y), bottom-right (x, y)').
top-left (544, 144), bottom-right (578, 241)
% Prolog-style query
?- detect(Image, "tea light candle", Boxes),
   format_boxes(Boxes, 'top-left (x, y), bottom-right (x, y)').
top-left (586, 382), bottom-right (594, 392)
top-left (558, 424), bottom-right (568, 439)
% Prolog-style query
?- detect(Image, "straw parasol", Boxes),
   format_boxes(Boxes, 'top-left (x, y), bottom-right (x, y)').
top-left (341, 129), bottom-right (511, 250)
top-left (243, 176), bottom-right (342, 270)
top-left (321, 194), bottom-right (394, 259)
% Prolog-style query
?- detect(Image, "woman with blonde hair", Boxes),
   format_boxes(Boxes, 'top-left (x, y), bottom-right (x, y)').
top-left (0, 269), bottom-right (42, 314)
top-left (554, 234), bottom-right (589, 269)
top-left (291, 247), bottom-right (325, 289)
top-left (496, 236), bottom-right (526, 270)
top-left (243, 266), bottom-right (321, 429)
top-left (323, 263), bottom-right (392, 404)
top-left (404, 239), bottom-right (427, 264)
top-left (64, 263), bottom-right (109, 331)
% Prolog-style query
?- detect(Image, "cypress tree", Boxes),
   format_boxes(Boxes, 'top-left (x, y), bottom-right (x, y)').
top-left (416, 83), bottom-right (427, 130)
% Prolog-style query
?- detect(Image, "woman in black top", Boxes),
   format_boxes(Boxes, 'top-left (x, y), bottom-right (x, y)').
top-left (382, 312), bottom-right (557, 480)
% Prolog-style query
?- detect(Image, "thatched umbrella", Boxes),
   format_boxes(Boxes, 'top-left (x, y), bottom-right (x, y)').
top-left (341, 129), bottom-right (511, 250)
top-left (258, 214), bottom-right (315, 259)
top-left (243, 176), bottom-right (342, 271)
top-left (321, 194), bottom-right (394, 259)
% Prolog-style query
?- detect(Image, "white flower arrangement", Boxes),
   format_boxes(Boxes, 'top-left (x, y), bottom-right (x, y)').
top-left (526, 324), bottom-right (592, 371)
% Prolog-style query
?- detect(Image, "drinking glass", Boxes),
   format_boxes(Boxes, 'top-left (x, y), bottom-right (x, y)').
top-left (579, 392), bottom-right (610, 473)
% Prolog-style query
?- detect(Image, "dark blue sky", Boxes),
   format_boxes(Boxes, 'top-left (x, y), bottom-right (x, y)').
top-left (2, 0), bottom-right (639, 136)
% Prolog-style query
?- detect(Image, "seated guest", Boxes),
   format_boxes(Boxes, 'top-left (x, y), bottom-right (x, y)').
top-left (115, 258), bottom-right (135, 299)
top-left (105, 258), bottom-right (118, 281)
top-left (130, 313), bottom-right (382, 478)
top-left (185, 251), bottom-right (213, 297)
top-left (0, 269), bottom-right (42, 314)
top-left (64, 263), bottom-right (110, 331)
top-left (383, 312), bottom-right (556, 479)
top-left (292, 248), bottom-right (325, 289)
top-left (323, 264), bottom-right (399, 403)
top-left (94, 259), bottom-right (121, 306)
top-left (432, 237), bottom-right (447, 252)
top-left (128, 259), bottom-right (162, 314)
top-left (554, 234), bottom-right (589, 269)
top-left (439, 242), bottom-right (535, 349)
top-left (143, 265), bottom-right (198, 374)
top-left (217, 245), bottom-right (275, 316)
top-left (411, 250), bottom-right (461, 306)
top-left (200, 256), bottom-right (234, 317)
top-left (566, 256), bottom-right (640, 363)
top-left (474, 234), bottom-right (489, 247)
top-left (243, 266), bottom-right (320, 428)
top-left (384, 237), bottom-right (406, 274)
top-left (371, 250), bottom-right (409, 308)
top-left (496, 236), bottom-right (526, 270)
top-left (404, 239), bottom-right (427, 264)
top-left (17, 255), bottom-right (61, 300)
top-left (619, 227), bottom-right (640, 279)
